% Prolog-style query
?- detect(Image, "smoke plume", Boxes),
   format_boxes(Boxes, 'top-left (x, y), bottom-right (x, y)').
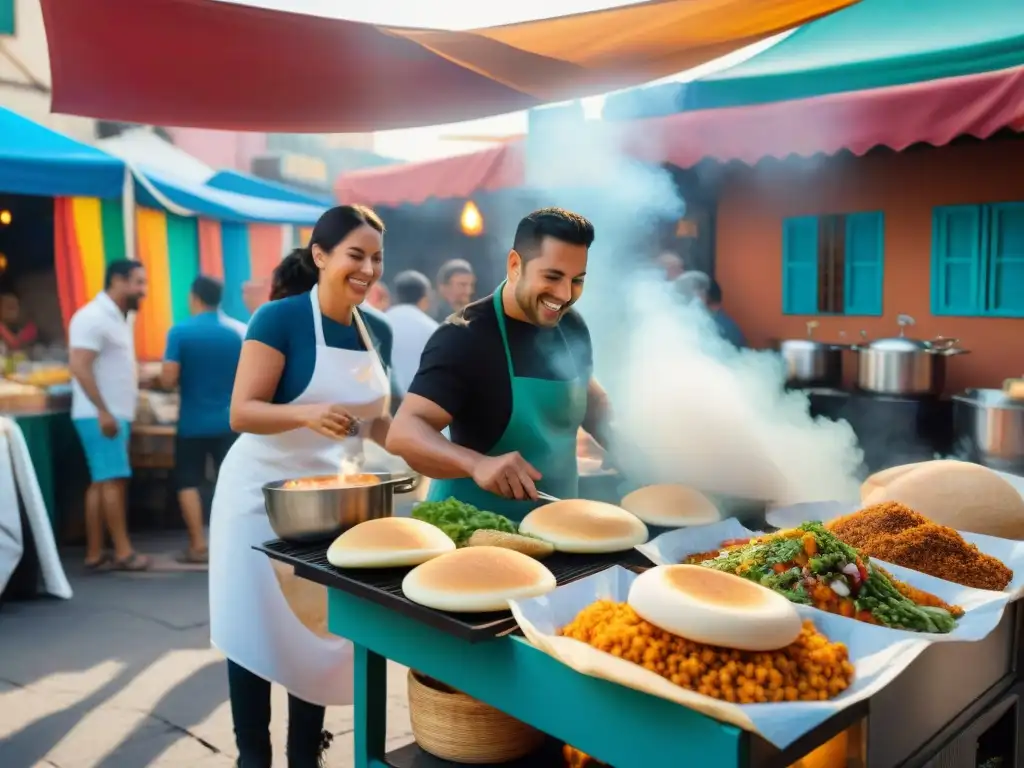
top-left (526, 106), bottom-right (863, 504)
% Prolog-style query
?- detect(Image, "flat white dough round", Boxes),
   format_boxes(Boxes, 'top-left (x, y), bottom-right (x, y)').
top-left (519, 499), bottom-right (648, 553)
top-left (402, 546), bottom-right (556, 613)
top-left (628, 565), bottom-right (801, 651)
top-left (860, 462), bottom-right (927, 501)
top-left (620, 484), bottom-right (720, 527)
top-left (327, 517), bottom-right (455, 569)
top-left (865, 460), bottom-right (1024, 540)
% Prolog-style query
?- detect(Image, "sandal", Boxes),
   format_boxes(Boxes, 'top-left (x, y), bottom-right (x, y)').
top-left (175, 549), bottom-right (209, 564)
top-left (111, 552), bottom-right (152, 572)
top-left (84, 554), bottom-right (112, 572)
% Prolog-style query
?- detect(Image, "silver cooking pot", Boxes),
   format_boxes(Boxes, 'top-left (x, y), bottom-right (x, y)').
top-left (778, 338), bottom-right (846, 388)
top-left (952, 389), bottom-right (1024, 473)
top-left (263, 471), bottom-right (421, 543)
top-left (854, 336), bottom-right (968, 396)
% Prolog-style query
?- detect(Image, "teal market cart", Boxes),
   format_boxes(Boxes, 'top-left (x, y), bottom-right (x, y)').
top-left (259, 540), bottom-right (865, 768)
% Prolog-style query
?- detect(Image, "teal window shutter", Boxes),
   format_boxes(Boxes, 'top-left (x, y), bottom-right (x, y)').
top-left (843, 211), bottom-right (884, 316)
top-left (0, 0), bottom-right (13, 35)
top-left (931, 205), bottom-right (984, 316)
top-left (986, 202), bottom-right (1024, 317)
top-left (781, 216), bottom-right (819, 314)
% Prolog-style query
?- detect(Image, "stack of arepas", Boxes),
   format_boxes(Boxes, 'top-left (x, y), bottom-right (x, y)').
top-left (620, 484), bottom-right (720, 528)
top-left (861, 460), bottom-right (1024, 540)
top-left (519, 499), bottom-right (648, 553)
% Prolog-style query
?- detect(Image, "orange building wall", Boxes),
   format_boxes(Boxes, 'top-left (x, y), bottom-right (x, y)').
top-left (715, 139), bottom-right (1024, 394)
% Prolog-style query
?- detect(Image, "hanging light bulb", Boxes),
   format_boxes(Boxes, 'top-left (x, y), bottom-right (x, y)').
top-left (0, 210), bottom-right (11, 226)
top-left (459, 200), bottom-right (484, 237)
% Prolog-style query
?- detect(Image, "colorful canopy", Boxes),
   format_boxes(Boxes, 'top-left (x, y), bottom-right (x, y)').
top-left (604, 0), bottom-right (1024, 118)
top-left (331, 64), bottom-right (1024, 207)
top-left (336, 143), bottom-right (525, 208)
top-left (136, 170), bottom-right (325, 225)
top-left (0, 107), bottom-right (125, 199)
top-left (207, 170), bottom-right (333, 207)
top-left (630, 65), bottom-right (1024, 168)
top-left (40, 0), bottom-right (857, 132)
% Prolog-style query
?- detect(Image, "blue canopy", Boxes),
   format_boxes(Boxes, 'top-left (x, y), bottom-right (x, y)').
top-left (0, 107), bottom-right (126, 198)
top-left (205, 169), bottom-right (333, 207)
top-left (134, 169), bottom-right (326, 225)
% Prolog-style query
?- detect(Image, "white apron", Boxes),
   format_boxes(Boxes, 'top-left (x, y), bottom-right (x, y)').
top-left (209, 286), bottom-right (389, 707)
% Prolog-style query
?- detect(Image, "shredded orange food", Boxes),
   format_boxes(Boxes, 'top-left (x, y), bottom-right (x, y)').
top-left (560, 601), bottom-right (854, 704)
top-left (829, 502), bottom-right (1012, 591)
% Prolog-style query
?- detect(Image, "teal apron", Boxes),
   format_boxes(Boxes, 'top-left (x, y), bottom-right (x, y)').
top-left (426, 283), bottom-right (588, 522)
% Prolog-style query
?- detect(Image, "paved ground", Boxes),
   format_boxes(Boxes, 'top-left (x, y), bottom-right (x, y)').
top-left (0, 531), bottom-right (416, 768)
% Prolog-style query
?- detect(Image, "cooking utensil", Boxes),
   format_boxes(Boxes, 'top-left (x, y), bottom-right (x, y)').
top-left (263, 471), bottom-right (421, 543)
top-left (853, 315), bottom-right (969, 396)
top-left (536, 491), bottom-right (562, 503)
top-left (778, 321), bottom-right (847, 388)
top-left (952, 389), bottom-right (1024, 474)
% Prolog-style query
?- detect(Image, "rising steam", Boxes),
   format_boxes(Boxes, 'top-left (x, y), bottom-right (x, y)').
top-left (526, 106), bottom-right (863, 504)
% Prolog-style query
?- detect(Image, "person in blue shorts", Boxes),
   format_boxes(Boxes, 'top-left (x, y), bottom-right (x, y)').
top-left (209, 205), bottom-right (394, 767)
top-left (160, 276), bottom-right (243, 564)
top-left (67, 260), bottom-right (152, 572)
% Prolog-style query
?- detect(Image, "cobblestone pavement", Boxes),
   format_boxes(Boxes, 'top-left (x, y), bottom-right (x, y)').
top-left (0, 532), bottom-right (414, 767)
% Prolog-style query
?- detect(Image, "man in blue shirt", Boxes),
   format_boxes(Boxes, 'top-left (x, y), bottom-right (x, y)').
top-left (160, 276), bottom-right (243, 563)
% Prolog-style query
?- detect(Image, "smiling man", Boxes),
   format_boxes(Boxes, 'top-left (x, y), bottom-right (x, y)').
top-left (387, 207), bottom-right (613, 520)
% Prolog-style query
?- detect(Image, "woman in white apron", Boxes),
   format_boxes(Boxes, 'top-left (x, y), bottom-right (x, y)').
top-left (209, 205), bottom-right (392, 767)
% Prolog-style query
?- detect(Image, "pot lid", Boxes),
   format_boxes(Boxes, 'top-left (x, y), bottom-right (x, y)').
top-left (866, 336), bottom-right (929, 351)
top-left (780, 338), bottom-right (830, 351)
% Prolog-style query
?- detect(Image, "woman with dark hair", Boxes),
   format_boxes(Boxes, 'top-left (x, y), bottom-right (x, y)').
top-left (209, 205), bottom-right (393, 767)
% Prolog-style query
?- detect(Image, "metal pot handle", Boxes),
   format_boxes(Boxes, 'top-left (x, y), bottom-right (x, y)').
top-left (391, 474), bottom-right (422, 494)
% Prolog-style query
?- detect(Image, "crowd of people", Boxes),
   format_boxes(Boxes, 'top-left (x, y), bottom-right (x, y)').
top-left (61, 206), bottom-right (748, 766)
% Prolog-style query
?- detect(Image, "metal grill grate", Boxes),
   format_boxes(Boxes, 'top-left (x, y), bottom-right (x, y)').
top-left (256, 538), bottom-right (651, 642)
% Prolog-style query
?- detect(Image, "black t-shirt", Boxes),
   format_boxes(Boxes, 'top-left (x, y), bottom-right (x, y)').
top-left (407, 293), bottom-right (593, 454)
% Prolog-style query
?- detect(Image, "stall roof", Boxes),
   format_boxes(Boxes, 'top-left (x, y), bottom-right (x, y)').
top-left (137, 169), bottom-right (324, 225)
top-left (207, 170), bottom-right (333, 207)
top-left (97, 129), bottom-right (214, 184)
top-left (336, 142), bottom-right (525, 208)
top-left (40, 0), bottom-right (857, 132)
top-left (604, 0), bottom-right (1024, 118)
top-left (0, 107), bottom-right (125, 199)
top-left (627, 65), bottom-right (1024, 169)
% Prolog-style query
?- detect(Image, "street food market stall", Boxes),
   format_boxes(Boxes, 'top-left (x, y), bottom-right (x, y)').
top-left (255, 462), bottom-right (1024, 768)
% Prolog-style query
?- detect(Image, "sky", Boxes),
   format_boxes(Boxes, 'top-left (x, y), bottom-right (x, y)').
top-left (213, 0), bottom-right (793, 163)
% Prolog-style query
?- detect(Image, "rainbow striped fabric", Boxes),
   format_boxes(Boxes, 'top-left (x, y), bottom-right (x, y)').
top-left (54, 199), bottom-right (290, 360)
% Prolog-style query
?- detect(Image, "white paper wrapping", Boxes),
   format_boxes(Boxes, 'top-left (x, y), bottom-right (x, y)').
top-left (766, 501), bottom-right (1024, 599)
top-left (637, 519), bottom-right (1012, 643)
top-left (509, 566), bottom-right (928, 749)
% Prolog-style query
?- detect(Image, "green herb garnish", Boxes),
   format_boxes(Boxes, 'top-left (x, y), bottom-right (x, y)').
top-left (412, 497), bottom-right (517, 546)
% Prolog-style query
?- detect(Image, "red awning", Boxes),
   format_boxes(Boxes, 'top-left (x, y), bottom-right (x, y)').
top-left (336, 142), bottom-right (525, 208)
top-left (629, 65), bottom-right (1024, 168)
top-left (331, 66), bottom-right (1024, 208)
top-left (39, 0), bottom-right (857, 132)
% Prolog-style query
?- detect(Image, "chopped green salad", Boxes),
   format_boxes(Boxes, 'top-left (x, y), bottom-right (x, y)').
top-left (412, 497), bottom-right (517, 546)
top-left (694, 522), bottom-right (960, 634)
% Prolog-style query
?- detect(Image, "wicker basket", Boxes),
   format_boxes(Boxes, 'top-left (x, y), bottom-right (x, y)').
top-left (407, 670), bottom-right (544, 764)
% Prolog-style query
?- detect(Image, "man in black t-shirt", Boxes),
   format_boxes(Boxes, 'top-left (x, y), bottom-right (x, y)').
top-left (386, 208), bottom-right (614, 521)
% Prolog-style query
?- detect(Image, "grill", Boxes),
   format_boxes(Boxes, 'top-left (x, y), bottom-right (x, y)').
top-left (256, 538), bottom-right (652, 642)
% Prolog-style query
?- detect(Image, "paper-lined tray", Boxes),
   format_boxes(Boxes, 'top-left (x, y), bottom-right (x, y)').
top-left (509, 566), bottom-right (928, 750)
top-left (766, 501), bottom-right (1024, 598)
top-left (636, 519), bottom-right (1013, 643)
